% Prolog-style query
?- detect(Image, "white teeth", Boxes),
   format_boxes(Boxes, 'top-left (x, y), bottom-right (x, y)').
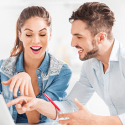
top-left (31, 47), bottom-right (41, 50)
top-left (79, 50), bottom-right (83, 52)
top-left (77, 48), bottom-right (83, 51)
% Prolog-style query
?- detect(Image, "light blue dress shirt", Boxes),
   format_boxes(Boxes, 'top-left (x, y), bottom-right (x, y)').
top-left (55, 40), bottom-right (125, 124)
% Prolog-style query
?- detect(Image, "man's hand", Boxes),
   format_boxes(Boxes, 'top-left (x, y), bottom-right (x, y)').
top-left (2, 72), bottom-right (32, 97)
top-left (58, 98), bottom-right (95, 125)
top-left (7, 96), bottom-right (38, 114)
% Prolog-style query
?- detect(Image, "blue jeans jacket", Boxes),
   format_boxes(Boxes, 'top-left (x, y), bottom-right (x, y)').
top-left (0, 52), bottom-right (72, 123)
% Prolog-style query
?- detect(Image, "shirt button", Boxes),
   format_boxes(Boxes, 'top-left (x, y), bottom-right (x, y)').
top-left (38, 76), bottom-right (41, 79)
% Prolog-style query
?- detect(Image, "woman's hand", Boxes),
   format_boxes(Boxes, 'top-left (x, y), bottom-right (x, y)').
top-left (7, 96), bottom-right (39, 114)
top-left (2, 72), bottom-right (32, 97)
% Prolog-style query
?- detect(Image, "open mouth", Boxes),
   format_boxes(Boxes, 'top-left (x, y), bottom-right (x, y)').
top-left (30, 47), bottom-right (42, 51)
top-left (30, 46), bottom-right (42, 54)
top-left (77, 48), bottom-right (84, 54)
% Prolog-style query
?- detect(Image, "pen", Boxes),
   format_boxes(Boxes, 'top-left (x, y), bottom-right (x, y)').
top-left (44, 93), bottom-right (62, 113)
top-left (44, 93), bottom-right (67, 125)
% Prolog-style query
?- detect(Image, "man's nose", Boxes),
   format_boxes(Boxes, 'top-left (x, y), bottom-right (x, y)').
top-left (71, 38), bottom-right (77, 47)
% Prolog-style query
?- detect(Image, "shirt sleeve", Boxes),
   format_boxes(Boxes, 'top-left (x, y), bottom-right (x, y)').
top-left (0, 60), bottom-right (3, 94)
top-left (118, 114), bottom-right (125, 124)
top-left (54, 62), bottom-right (95, 114)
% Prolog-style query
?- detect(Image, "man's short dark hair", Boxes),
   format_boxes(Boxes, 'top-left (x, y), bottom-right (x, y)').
top-left (69, 2), bottom-right (115, 40)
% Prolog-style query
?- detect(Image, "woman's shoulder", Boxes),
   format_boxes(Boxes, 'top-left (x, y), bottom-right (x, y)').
top-left (0, 55), bottom-right (19, 78)
top-left (0, 55), bottom-right (19, 68)
top-left (48, 53), bottom-right (72, 74)
top-left (49, 53), bottom-right (64, 65)
top-left (49, 53), bottom-right (71, 68)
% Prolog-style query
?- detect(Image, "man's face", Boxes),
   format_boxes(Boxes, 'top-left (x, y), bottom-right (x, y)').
top-left (71, 20), bottom-right (99, 61)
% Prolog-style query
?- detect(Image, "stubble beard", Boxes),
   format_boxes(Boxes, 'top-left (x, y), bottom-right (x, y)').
top-left (80, 39), bottom-right (99, 61)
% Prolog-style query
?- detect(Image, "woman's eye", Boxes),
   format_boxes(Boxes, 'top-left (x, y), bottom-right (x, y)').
top-left (26, 34), bottom-right (32, 37)
top-left (40, 34), bottom-right (46, 36)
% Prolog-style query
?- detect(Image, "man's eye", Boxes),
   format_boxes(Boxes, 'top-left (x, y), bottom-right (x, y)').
top-left (77, 36), bottom-right (82, 39)
top-left (26, 34), bottom-right (32, 37)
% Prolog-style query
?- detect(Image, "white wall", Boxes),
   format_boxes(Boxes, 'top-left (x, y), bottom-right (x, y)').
top-left (0, 0), bottom-right (125, 116)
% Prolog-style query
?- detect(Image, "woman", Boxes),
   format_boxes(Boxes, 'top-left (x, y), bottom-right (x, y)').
top-left (0, 6), bottom-right (72, 124)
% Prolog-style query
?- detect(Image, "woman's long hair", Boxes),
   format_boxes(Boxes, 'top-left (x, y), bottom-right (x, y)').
top-left (10, 6), bottom-right (52, 57)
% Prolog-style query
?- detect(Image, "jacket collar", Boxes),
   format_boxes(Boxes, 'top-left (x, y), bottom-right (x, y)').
top-left (14, 51), bottom-right (50, 74)
top-left (0, 51), bottom-right (50, 78)
top-left (15, 52), bottom-right (25, 73)
top-left (37, 52), bottom-right (50, 74)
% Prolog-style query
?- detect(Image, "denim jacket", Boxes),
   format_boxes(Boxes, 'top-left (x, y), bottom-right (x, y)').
top-left (0, 52), bottom-right (72, 123)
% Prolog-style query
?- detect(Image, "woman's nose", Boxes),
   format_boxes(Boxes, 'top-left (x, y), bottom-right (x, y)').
top-left (32, 36), bottom-right (40, 43)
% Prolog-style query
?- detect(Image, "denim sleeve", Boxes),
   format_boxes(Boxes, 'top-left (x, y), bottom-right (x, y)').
top-left (0, 60), bottom-right (3, 94)
top-left (41, 64), bottom-right (72, 102)
top-left (39, 64), bottom-right (72, 122)
top-left (54, 62), bottom-right (95, 114)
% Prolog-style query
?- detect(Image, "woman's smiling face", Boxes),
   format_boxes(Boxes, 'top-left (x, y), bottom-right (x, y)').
top-left (19, 16), bottom-right (51, 60)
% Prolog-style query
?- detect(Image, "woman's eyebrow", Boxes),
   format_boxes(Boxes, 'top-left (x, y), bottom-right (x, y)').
top-left (24, 28), bottom-right (47, 32)
top-left (39, 28), bottom-right (47, 32)
top-left (24, 28), bottom-right (33, 32)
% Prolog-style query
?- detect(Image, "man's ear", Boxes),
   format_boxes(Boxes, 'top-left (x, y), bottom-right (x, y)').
top-left (96, 32), bottom-right (107, 44)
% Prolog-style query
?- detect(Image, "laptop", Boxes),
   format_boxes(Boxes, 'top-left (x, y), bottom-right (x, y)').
top-left (0, 94), bottom-right (15, 125)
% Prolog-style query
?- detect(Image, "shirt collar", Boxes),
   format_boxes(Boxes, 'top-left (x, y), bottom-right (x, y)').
top-left (15, 51), bottom-right (50, 74)
top-left (92, 39), bottom-right (120, 70)
top-left (109, 39), bottom-right (119, 62)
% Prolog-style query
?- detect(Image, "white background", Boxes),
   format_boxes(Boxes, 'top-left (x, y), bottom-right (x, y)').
top-left (0, 0), bottom-right (125, 116)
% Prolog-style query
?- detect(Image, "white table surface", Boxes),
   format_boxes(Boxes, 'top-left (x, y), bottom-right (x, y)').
top-left (16, 122), bottom-right (60, 125)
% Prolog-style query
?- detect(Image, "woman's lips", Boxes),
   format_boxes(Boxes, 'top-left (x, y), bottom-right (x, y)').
top-left (30, 46), bottom-right (42, 54)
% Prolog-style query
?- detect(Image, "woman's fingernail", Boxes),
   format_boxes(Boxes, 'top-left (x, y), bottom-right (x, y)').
top-left (14, 94), bottom-right (17, 97)
top-left (75, 98), bottom-right (78, 101)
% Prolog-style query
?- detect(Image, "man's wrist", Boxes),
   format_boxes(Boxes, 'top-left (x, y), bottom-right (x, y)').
top-left (90, 114), bottom-right (99, 125)
top-left (91, 115), bottom-right (123, 125)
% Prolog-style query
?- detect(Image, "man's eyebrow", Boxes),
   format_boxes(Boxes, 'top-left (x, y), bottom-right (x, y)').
top-left (73, 33), bottom-right (83, 36)
top-left (24, 28), bottom-right (33, 32)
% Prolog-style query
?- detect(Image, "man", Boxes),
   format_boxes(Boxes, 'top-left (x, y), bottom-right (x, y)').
top-left (7, 2), bottom-right (125, 125)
